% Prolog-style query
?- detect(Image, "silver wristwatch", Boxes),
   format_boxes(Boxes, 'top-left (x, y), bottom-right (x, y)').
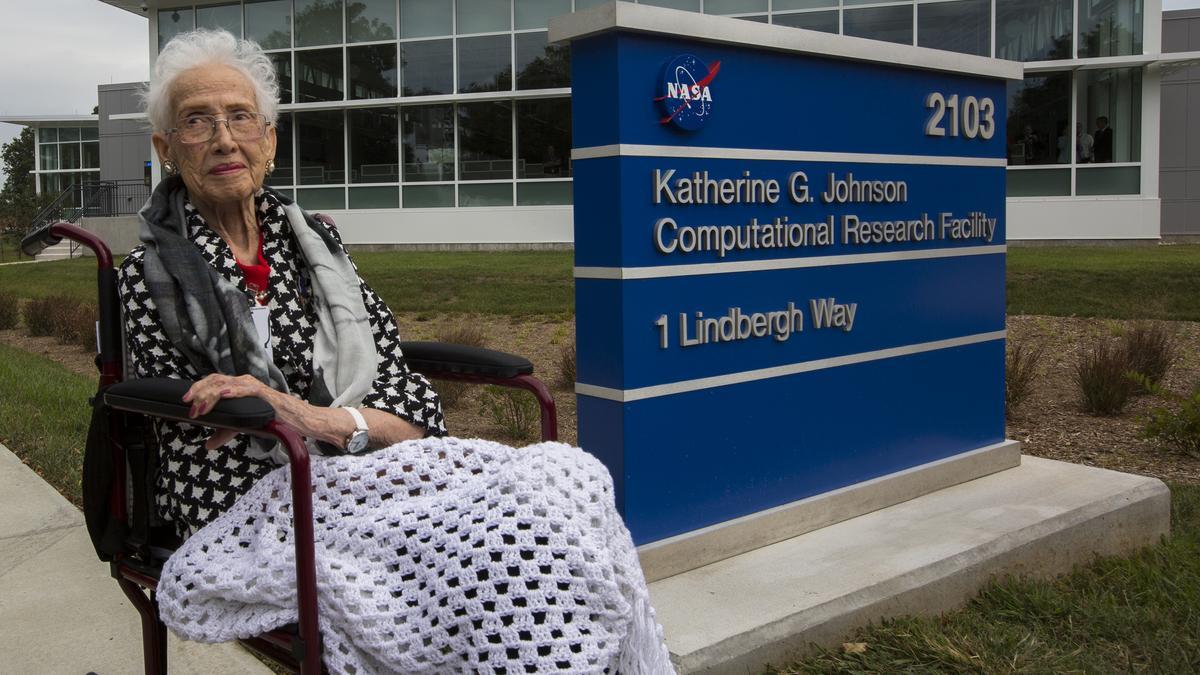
top-left (341, 406), bottom-right (370, 453)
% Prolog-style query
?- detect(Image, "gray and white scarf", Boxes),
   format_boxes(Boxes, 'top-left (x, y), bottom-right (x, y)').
top-left (137, 176), bottom-right (378, 463)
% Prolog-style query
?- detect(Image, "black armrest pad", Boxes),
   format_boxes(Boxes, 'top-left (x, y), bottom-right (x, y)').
top-left (401, 341), bottom-right (534, 380)
top-left (104, 378), bottom-right (276, 429)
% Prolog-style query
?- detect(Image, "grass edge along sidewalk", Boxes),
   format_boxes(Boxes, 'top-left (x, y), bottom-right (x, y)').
top-left (2, 341), bottom-right (1198, 674)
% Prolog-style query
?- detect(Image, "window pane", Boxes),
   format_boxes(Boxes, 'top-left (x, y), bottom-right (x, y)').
top-left (270, 52), bottom-right (293, 104)
top-left (158, 8), bottom-right (194, 50)
top-left (517, 98), bottom-right (571, 178)
top-left (517, 181), bottom-right (571, 205)
top-left (296, 187), bottom-right (346, 209)
top-left (350, 186), bottom-right (400, 207)
top-left (844, 5), bottom-right (913, 45)
top-left (642, 0), bottom-right (701, 11)
top-left (244, 0), bottom-right (292, 50)
top-left (196, 3), bottom-right (242, 36)
top-left (1078, 0), bottom-right (1142, 58)
top-left (773, 10), bottom-right (838, 32)
top-left (574, 0), bottom-right (608, 10)
top-left (38, 128), bottom-right (57, 143)
top-left (347, 0), bottom-right (397, 42)
top-left (1078, 68), bottom-right (1141, 163)
top-left (81, 126), bottom-right (99, 141)
top-left (267, 113), bottom-right (294, 186)
top-left (1006, 72), bottom-right (1070, 165)
top-left (918, 0), bottom-right (989, 56)
top-left (350, 108), bottom-right (399, 183)
top-left (995, 0), bottom-right (1070, 61)
top-left (82, 142), bottom-right (100, 169)
top-left (458, 0), bottom-right (511, 34)
top-left (60, 144), bottom-right (81, 170)
top-left (297, 48), bottom-right (345, 101)
top-left (349, 44), bottom-right (398, 98)
top-left (1076, 166), bottom-right (1139, 194)
top-left (40, 144), bottom-right (58, 171)
top-left (296, 110), bottom-right (345, 185)
top-left (1006, 168), bottom-right (1070, 196)
top-left (402, 104), bottom-right (455, 181)
top-left (775, 0), bottom-right (835, 9)
top-left (516, 0), bottom-right (572, 30)
top-left (458, 35), bottom-right (513, 93)
top-left (296, 0), bottom-right (344, 47)
top-left (460, 183), bottom-right (513, 206)
top-left (516, 32), bottom-right (569, 90)
top-left (59, 127), bottom-right (80, 142)
top-left (401, 0), bottom-right (452, 38)
top-left (458, 100), bottom-right (513, 180)
top-left (403, 184), bottom-right (455, 207)
top-left (704, 0), bottom-right (767, 14)
top-left (401, 39), bottom-right (453, 95)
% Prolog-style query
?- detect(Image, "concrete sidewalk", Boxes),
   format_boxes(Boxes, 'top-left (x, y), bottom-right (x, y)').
top-left (0, 443), bottom-right (269, 674)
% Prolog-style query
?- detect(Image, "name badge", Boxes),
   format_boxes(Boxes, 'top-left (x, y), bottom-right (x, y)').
top-left (250, 304), bottom-right (273, 363)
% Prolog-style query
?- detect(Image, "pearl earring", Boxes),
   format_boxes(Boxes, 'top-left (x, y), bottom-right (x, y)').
top-left (162, 160), bottom-right (178, 176)
top-left (265, 159), bottom-right (276, 175)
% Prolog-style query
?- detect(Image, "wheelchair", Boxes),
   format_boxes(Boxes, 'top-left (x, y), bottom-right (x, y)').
top-left (21, 220), bottom-right (558, 675)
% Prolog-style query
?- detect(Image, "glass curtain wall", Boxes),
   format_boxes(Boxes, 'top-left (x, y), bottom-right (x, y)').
top-left (36, 127), bottom-right (100, 200)
top-left (155, 0), bottom-right (1146, 206)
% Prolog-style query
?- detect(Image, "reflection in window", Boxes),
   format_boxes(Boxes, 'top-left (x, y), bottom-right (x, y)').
top-left (60, 144), bottom-right (81, 170)
top-left (516, 32), bottom-right (570, 90)
top-left (705, 0), bottom-right (767, 14)
top-left (296, 110), bottom-right (345, 185)
top-left (40, 144), bottom-right (58, 171)
top-left (401, 0), bottom-right (453, 38)
top-left (773, 10), bottom-right (838, 33)
top-left (1077, 68), bottom-right (1141, 163)
top-left (196, 3), bottom-right (242, 36)
top-left (918, 0), bottom-right (990, 56)
top-left (458, 101), bottom-right (513, 181)
top-left (297, 49), bottom-right (344, 101)
top-left (1079, 0), bottom-right (1142, 57)
top-left (401, 39), bottom-right (453, 96)
top-left (458, 0), bottom-right (511, 34)
top-left (38, 128), bottom-right (57, 143)
top-left (158, 8), bottom-right (194, 50)
top-left (1007, 168), bottom-right (1070, 196)
top-left (517, 98), bottom-right (571, 178)
top-left (844, 5), bottom-right (913, 45)
top-left (458, 35), bottom-right (512, 93)
top-left (244, 0), bottom-right (292, 50)
top-left (995, 0), bottom-right (1070, 61)
top-left (349, 45), bottom-right (398, 99)
top-left (270, 52), bottom-right (292, 104)
top-left (459, 183), bottom-right (512, 207)
top-left (350, 108), bottom-right (399, 183)
top-left (403, 184), bottom-right (455, 207)
top-left (517, 182), bottom-right (572, 206)
top-left (403, 105), bottom-right (455, 182)
top-left (642, 0), bottom-right (701, 10)
top-left (295, 0), bottom-right (343, 47)
top-left (775, 0), bottom-right (836, 9)
top-left (266, 113), bottom-right (293, 186)
top-left (347, 0), bottom-right (397, 42)
top-left (516, 0), bottom-right (572, 30)
top-left (81, 127), bottom-right (99, 141)
top-left (82, 142), bottom-right (100, 169)
top-left (59, 127), bottom-right (80, 142)
top-left (1006, 72), bottom-right (1070, 165)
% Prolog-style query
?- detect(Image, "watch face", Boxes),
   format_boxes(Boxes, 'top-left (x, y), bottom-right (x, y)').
top-left (347, 430), bottom-right (369, 453)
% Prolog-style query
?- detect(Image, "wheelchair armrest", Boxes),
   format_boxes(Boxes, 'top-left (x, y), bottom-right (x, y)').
top-left (401, 341), bottom-right (535, 380)
top-left (104, 377), bottom-right (276, 429)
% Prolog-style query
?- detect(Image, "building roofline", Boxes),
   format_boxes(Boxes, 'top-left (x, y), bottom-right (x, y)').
top-left (0, 114), bottom-right (100, 128)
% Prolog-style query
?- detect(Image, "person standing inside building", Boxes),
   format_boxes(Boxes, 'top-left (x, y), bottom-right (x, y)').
top-left (1076, 122), bottom-right (1094, 163)
top-left (1093, 116), bottom-right (1113, 163)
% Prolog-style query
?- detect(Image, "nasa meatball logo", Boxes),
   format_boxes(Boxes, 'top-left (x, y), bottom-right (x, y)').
top-left (654, 54), bottom-right (721, 131)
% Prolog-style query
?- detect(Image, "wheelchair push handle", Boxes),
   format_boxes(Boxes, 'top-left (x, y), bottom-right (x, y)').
top-left (20, 221), bottom-right (114, 267)
top-left (20, 222), bottom-right (63, 257)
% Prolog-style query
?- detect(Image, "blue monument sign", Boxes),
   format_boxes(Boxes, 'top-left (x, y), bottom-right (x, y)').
top-left (554, 4), bottom-right (1022, 547)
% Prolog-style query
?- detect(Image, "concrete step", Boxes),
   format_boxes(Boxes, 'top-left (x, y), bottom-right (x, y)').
top-left (34, 240), bottom-right (77, 261)
top-left (649, 455), bottom-right (1170, 674)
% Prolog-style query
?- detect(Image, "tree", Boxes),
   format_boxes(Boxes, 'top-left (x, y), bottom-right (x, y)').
top-left (0, 127), bottom-right (50, 231)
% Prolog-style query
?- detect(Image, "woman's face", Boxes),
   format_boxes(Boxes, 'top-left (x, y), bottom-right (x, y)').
top-left (152, 63), bottom-right (276, 210)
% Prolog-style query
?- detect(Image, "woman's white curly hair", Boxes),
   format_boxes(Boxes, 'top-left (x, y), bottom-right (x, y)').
top-left (143, 28), bottom-right (280, 134)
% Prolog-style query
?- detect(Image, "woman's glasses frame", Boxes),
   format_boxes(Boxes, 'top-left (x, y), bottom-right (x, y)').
top-left (167, 112), bottom-right (272, 145)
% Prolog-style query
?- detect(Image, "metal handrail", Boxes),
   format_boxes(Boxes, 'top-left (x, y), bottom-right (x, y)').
top-left (25, 180), bottom-right (151, 259)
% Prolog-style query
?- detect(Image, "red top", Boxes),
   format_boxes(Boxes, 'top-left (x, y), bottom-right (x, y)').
top-left (235, 234), bottom-right (271, 305)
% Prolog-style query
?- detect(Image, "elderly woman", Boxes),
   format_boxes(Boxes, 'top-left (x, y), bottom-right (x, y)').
top-left (118, 28), bottom-right (444, 539)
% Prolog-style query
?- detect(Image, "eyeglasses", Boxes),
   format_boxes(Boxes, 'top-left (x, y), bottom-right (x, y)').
top-left (168, 112), bottom-right (270, 144)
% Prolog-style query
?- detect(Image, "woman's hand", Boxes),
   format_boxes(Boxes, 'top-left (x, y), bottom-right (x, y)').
top-left (182, 373), bottom-right (269, 450)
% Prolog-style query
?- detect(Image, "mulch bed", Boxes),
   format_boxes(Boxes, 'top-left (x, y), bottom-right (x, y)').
top-left (5, 315), bottom-right (1198, 485)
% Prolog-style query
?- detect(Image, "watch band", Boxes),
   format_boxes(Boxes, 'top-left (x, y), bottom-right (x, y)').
top-left (341, 406), bottom-right (370, 453)
top-left (342, 406), bottom-right (368, 433)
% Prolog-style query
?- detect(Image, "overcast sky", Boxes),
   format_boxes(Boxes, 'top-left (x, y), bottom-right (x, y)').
top-left (2, 0), bottom-right (1199, 186)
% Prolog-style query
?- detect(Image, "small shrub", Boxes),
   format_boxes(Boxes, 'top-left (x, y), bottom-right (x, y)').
top-left (24, 296), bottom-right (62, 337)
top-left (433, 323), bottom-right (490, 408)
top-left (1075, 339), bottom-right (1134, 415)
top-left (1121, 322), bottom-right (1176, 394)
top-left (556, 338), bottom-right (576, 391)
top-left (478, 385), bottom-right (539, 441)
top-left (1143, 387), bottom-right (1200, 458)
top-left (1005, 338), bottom-right (1043, 418)
top-left (23, 295), bottom-right (97, 349)
top-left (61, 303), bottom-right (98, 350)
top-left (0, 291), bottom-right (18, 330)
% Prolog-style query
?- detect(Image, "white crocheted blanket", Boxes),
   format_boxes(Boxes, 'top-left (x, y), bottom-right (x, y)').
top-left (156, 437), bottom-right (674, 674)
